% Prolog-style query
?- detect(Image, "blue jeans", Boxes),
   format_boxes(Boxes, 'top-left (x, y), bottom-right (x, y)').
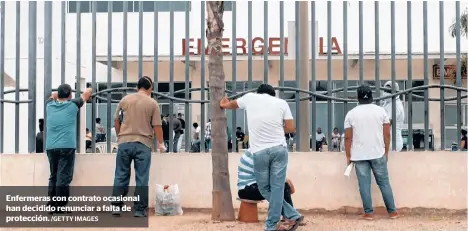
top-left (112, 142), bottom-right (151, 213)
top-left (46, 148), bottom-right (76, 208)
top-left (354, 155), bottom-right (397, 214)
top-left (253, 145), bottom-right (301, 231)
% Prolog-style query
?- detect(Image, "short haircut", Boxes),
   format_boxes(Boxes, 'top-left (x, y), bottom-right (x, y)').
top-left (137, 76), bottom-right (153, 90)
top-left (193, 122), bottom-right (199, 128)
top-left (177, 113), bottom-right (182, 117)
top-left (236, 127), bottom-right (241, 130)
top-left (357, 85), bottom-right (373, 104)
top-left (462, 129), bottom-right (467, 136)
top-left (256, 84), bottom-right (276, 97)
top-left (96, 118), bottom-right (101, 123)
top-left (57, 84), bottom-right (72, 99)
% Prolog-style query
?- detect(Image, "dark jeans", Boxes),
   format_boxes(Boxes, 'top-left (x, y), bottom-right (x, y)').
top-left (46, 148), bottom-right (76, 208)
top-left (238, 183), bottom-right (293, 217)
top-left (112, 142), bottom-right (151, 213)
top-left (173, 132), bottom-right (181, 152)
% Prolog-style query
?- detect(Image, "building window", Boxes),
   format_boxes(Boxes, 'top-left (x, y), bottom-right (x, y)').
top-left (68, 1), bottom-right (190, 13)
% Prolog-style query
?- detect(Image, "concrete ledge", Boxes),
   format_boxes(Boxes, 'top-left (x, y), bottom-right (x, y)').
top-left (0, 152), bottom-right (466, 211)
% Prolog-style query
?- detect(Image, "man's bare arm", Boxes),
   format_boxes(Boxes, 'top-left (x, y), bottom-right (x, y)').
top-left (114, 118), bottom-right (121, 135)
top-left (284, 120), bottom-right (296, 133)
top-left (219, 96), bottom-right (239, 109)
top-left (383, 123), bottom-right (391, 157)
top-left (344, 128), bottom-right (353, 162)
top-left (154, 125), bottom-right (164, 144)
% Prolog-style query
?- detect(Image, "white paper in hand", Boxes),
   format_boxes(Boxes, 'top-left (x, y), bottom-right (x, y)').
top-left (344, 163), bottom-right (354, 177)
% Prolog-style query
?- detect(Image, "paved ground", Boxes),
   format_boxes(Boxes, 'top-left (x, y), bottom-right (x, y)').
top-left (2, 212), bottom-right (466, 231)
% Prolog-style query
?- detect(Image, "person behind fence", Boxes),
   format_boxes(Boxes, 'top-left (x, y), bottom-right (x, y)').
top-left (177, 113), bottom-right (186, 152)
top-left (45, 84), bottom-right (92, 213)
top-left (238, 150), bottom-right (304, 226)
top-left (380, 81), bottom-right (405, 152)
top-left (170, 114), bottom-right (182, 153)
top-left (344, 85), bottom-right (399, 220)
top-left (95, 117), bottom-right (106, 142)
top-left (220, 83), bottom-right (304, 231)
top-left (331, 127), bottom-right (341, 151)
top-left (36, 118), bottom-right (44, 153)
top-left (205, 119), bottom-right (212, 151)
top-left (111, 76), bottom-right (165, 217)
top-left (315, 127), bottom-right (327, 151)
top-left (190, 122), bottom-right (201, 152)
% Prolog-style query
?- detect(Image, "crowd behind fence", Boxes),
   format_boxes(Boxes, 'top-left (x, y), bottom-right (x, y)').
top-left (0, 1), bottom-right (467, 154)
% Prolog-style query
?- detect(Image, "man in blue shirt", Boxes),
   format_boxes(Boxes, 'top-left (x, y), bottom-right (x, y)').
top-left (45, 84), bottom-right (92, 213)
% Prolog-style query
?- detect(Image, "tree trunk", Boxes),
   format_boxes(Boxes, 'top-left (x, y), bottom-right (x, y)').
top-left (206, 1), bottom-right (235, 221)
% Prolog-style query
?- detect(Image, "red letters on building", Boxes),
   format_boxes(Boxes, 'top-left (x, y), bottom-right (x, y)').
top-left (182, 37), bottom-right (289, 56)
top-left (181, 37), bottom-right (342, 56)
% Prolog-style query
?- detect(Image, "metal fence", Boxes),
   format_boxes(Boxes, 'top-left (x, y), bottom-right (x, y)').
top-left (0, 1), bottom-right (466, 154)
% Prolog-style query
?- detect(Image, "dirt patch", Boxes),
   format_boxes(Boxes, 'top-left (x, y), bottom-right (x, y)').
top-left (1, 211), bottom-right (465, 231)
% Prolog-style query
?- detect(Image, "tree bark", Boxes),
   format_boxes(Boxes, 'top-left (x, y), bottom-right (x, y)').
top-left (206, 1), bottom-right (235, 221)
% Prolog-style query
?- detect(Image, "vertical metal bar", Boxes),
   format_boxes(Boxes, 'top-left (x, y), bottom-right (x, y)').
top-left (358, 1), bottom-right (364, 85)
top-left (200, 2), bottom-right (206, 152)
top-left (423, 1), bottom-right (429, 151)
top-left (15, 2), bottom-right (21, 153)
top-left (61, 2), bottom-right (66, 85)
top-left (311, 1), bottom-right (317, 150)
top-left (247, 2), bottom-right (252, 91)
top-left (279, 2), bottom-right (284, 99)
top-left (374, 2), bottom-right (380, 106)
top-left (455, 1), bottom-right (462, 150)
top-left (298, 1), bottom-right (310, 151)
top-left (294, 2), bottom-right (300, 149)
top-left (152, 1), bottom-right (158, 149)
top-left (106, 1), bottom-right (112, 152)
top-left (326, 1), bottom-right (332, 150)
top-left (439, 1), bottom-right (445, 150)
top-left (44, 1), bottom-right (52, 154)
top-left (75, 2), bottom-right (81, 153)
top-left (231, 2), bottom-right (237, 152)
top-left (91, 1), bottom-right (97, 152)
top-left (407, 2), bottom-right (413, 151)
top-left (28, 2), bottom-right (37, 153)
top-left (263, 1), bottom-right (268, 84)
top-left (343, 2), bottom-right (348, 117)
top-left (123, 1), bottom-right (128, 96)
top-left (138, 1), bottom-right (143, 80)
top-left (184, 2), bottom-right (190, 150)
top-left (246, 1), bottom-right (252, 136)
top-left (168, 3), bottom-right (175, 152)
top-left (390, 1), bottom-right (396, 151)
top-left (0, 1), bottom-right (4, 153)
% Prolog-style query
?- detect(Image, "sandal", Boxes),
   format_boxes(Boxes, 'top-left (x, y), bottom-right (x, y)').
top-left (274, 221), bottom-right (292, 231)
top-left (282, 215), bottom-right (305, 231)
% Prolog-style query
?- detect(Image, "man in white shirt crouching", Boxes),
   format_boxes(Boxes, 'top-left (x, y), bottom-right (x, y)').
top-left (344, 85), bottom-right (399, 220)
top-left (220, 84), bottom-right (303, 231)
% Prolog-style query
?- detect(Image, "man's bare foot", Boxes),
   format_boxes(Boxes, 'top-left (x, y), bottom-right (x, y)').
top-left (389, 211), bottom-right (399, 219)
top-left (362, 213), bottom-right (375, 220)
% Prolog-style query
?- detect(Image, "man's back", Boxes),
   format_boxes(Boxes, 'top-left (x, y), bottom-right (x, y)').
top-left (344, 104), bottom-right (390, 161)
top-left (116, 93), bottom-right (161, 148)
top-left (237, 93), bottom-right (292, 153)
top-left (46, 99), bottom-right (82, 150)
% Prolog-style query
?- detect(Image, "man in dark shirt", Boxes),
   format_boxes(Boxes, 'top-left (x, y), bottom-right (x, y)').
top-left (171, 115), bottom-right (182, 152)
top-left (177, 113), bottom-right (185, 151)
top-left (161, 115), bottom-right (170, 152)
top-left (45, 84), bottom-right (92, 213)
top-left (36, 119), bottom-right (44, 153)
top-left (236, 127), bottom-right (245, 151)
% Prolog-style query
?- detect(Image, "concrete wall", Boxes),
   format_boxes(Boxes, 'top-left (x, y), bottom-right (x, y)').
top-left (0, 152), bottom-right (465, 211)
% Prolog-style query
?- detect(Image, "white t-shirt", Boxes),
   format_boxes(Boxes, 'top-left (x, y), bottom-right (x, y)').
top-left (237, 93), bottom-right (292, 154)
top-left (344, 104), bottom-right (390, 161)
top-left (194, 126), bottom-right (201, 140)
top-left (382, 100), bottom-right (405, 152)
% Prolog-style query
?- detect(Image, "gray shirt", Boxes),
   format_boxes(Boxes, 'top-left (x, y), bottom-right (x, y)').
top-left (171, 117), bottom-right (182, 133)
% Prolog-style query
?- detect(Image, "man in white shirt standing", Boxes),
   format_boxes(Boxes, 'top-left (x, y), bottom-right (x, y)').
top-left (220, 84), bottom-right (303, 231)
top-left (344, 85), bottom-right (399, 220)
top-left (380, 81), bottom-right (405, 152)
